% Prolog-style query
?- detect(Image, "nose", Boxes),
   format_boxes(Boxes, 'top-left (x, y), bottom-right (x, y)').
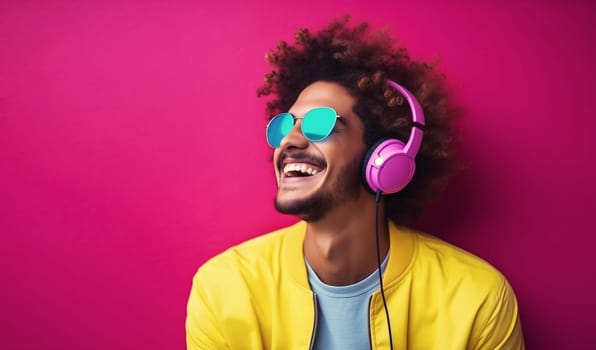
top-left (279, 120), bottom-right (309, 150)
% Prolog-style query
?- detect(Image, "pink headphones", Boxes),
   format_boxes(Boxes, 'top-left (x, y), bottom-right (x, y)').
top-left (361, 80), bottom-right (425, 194)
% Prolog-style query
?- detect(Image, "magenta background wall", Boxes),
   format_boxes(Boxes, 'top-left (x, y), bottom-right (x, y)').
top-left (1, 0), bottom-right (594, 349)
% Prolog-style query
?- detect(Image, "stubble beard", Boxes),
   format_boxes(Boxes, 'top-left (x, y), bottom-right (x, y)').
top-left (274, 159), bottom-right (363, 222)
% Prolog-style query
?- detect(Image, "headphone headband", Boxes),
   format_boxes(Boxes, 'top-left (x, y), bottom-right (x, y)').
top-left (385, 80), bottom-right (425, 157)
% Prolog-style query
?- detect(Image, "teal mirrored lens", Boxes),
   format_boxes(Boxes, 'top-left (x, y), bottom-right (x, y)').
top-left (302, 107), bottom-right (337, 141)
top-left (266, 113), bottom-right (294, 147)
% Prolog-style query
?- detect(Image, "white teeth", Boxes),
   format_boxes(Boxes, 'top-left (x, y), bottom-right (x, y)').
top-left (283, 163), bottom-right (319, 176)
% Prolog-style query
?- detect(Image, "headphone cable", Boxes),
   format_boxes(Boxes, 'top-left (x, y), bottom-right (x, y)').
top-left (375, 190), bottom-right (394, 350)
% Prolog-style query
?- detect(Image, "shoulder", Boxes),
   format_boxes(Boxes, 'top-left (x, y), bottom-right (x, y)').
top-left (403, 228), bottom-right (524, 347)
top-left (195, 221), bottom-right (305, 284)
top-left (410, 229), bottom-right (508, 290)
top-left (398, 226), bottom-right (516, 315)
top-left (185, 223), bottom-right (304, 349)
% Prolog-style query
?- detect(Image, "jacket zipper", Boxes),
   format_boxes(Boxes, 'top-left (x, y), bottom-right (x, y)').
top-left (367, 295), bottom-right (374, 350)
top-left (308, 293), bottom-right (318, 350)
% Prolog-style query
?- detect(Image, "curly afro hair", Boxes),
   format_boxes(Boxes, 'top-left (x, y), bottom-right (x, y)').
top-left (257, 16), bottom-right (460, 225)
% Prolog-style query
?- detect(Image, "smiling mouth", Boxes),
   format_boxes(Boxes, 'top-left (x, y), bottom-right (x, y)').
top-left (283, 163), bottom-right (321, 177)
top-left (278, 153), bottom-right (326, 180)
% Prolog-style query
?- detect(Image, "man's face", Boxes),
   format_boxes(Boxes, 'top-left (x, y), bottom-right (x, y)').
top-left (272, 81), bottom-right (367, 222)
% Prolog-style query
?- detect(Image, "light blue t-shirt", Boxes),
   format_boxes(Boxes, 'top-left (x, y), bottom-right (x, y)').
top-left (306, 254), bottom-right (389, 350)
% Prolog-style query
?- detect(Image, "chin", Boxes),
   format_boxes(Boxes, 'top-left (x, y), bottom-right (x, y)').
top-left (273, 192), bottom-right (331, 222)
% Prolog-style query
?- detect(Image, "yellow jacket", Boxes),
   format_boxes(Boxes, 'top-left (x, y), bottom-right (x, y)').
top-left (186, 221), bottom-right (524, 349)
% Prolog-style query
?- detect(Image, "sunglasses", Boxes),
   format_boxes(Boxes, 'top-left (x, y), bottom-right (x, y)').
top-left (266, 107), bottom-right (344, 148)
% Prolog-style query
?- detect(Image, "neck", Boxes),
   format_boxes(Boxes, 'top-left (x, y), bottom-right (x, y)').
top-left (303, 193), bottom-right (390, 286)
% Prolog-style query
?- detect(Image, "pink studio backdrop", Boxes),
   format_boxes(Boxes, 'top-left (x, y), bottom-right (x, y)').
top-left (1, 0), bottom-right (594, 349)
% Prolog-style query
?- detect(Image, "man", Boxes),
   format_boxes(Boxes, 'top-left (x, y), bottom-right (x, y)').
top-left (186, 17), bottom-right (524, 349)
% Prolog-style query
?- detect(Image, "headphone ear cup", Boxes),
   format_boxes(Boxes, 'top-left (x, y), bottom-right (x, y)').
top-left (362, 138), bottom-right (416, 194)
